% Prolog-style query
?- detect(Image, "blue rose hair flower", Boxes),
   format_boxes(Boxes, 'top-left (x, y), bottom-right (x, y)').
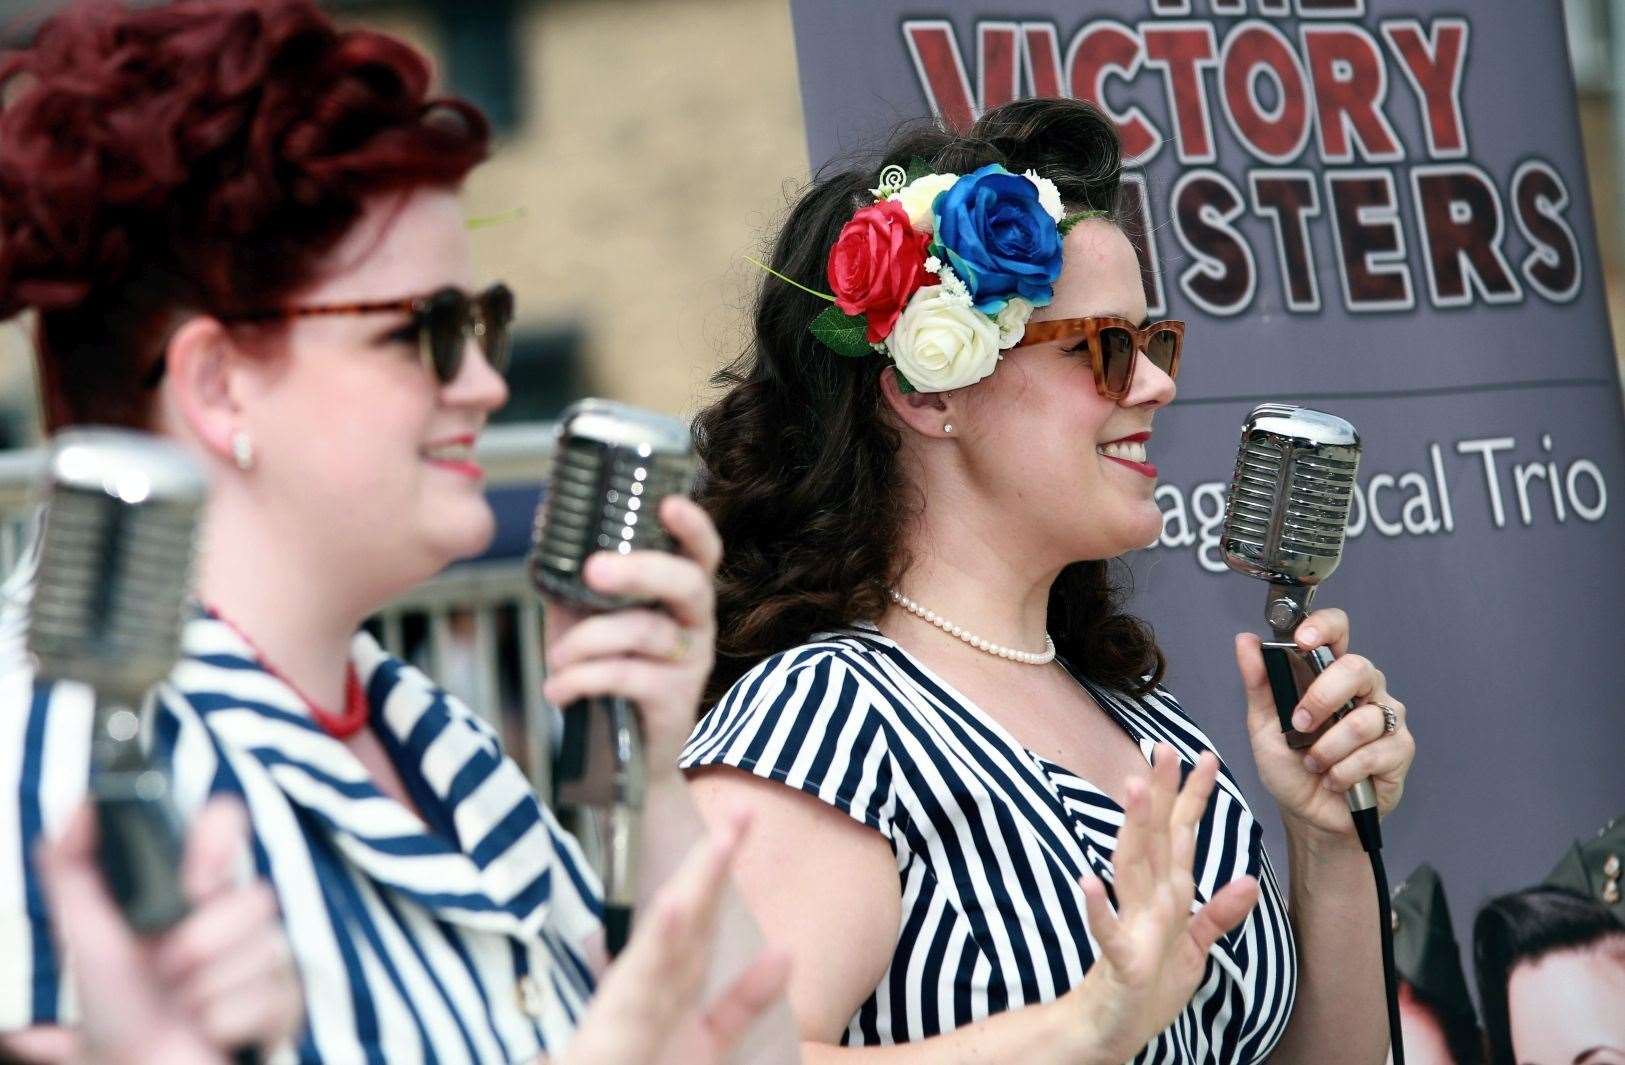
top-left (930, 163), bottom-right (1065, 314)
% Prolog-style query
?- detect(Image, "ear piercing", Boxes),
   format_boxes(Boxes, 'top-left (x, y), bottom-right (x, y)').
top-left (943, 423), bottom-right (954, 434)
top-left (231, 430), bottom-right (255, 471)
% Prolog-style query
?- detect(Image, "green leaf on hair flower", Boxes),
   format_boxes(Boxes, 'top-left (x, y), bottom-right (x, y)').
top-left (466, 206), bottom-right (528, 230)
top-left (894, 366), bottom-right (918, 394)
top-left (905, 156), bottom-right (935, 184)
top-left (810, 305), bottom-right (875, 358)
top-left (1058, 208), bottom-right (1107, 236)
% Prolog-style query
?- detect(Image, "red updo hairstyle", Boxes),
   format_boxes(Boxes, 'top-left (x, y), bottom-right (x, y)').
top-left (0, 0), bottom-right (490, 431)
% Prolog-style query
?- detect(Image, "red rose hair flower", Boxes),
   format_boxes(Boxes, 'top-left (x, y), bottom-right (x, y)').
top-left (826, 199), bottom-right (932, 343)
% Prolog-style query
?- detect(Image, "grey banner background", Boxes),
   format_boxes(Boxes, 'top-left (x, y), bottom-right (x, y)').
top-left (786, 0), bottom-right (1625, 951)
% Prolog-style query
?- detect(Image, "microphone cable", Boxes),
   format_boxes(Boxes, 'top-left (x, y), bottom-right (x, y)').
top-left (1351, 806), bottom-right (1404, 1065)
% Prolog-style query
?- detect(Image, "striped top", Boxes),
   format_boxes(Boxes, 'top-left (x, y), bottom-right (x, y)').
top-left (680, 626), bottom-right (1297, 1062)
top-left (1, 553), bottom-right (602, 1064)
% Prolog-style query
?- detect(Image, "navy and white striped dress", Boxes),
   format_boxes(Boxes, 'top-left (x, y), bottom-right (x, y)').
top-left (681, 625), bottom-right (1297, 1063)
top-left (1, 554), bottom-right (602, 1064)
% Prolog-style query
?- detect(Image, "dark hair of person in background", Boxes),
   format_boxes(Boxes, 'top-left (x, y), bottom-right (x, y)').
top-left (1404, 978), bottom-right (1486, 1065)
top-left (693, 97), bottom-right (1164, 709)
top-left (1472, 885), bottom-right (1625, 1065)
top-left (0, 0), bottom-right (488, 432)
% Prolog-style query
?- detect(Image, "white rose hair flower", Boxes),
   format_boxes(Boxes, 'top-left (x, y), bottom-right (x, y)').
top-left (895, 173), bottom-right (960, 233)
top-left (884, 285), bottom-right (1003, 392)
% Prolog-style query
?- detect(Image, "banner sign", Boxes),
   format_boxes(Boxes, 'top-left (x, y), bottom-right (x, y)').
top-left (787, 0), bottom-right (1625, 939)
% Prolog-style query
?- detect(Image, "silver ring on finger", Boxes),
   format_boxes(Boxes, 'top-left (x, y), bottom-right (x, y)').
top-left (1375, 701), bottom-right (1399, 735)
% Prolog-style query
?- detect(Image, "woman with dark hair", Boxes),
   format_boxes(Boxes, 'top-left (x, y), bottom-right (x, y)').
top-left (0, 2), bottom-right (795, 1062)
top-left (1473, 887), bottom-right (1625, 1065)
top-left (680, 97), bottom-right (1417, 1062)
top-left (1388, 864), bottom-right (1483, 1065)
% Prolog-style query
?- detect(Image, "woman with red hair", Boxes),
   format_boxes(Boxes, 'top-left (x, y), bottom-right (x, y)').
top-left (0, 2), bottom-right (795, 1062)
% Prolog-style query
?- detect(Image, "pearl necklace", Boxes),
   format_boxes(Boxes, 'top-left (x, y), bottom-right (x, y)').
top-left (888, 589), bottom-right (1056, 665)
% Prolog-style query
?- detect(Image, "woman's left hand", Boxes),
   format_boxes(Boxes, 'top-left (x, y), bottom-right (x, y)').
top-left (39, 797), bottom-right (304, 1064)
top-left (540, 495), bottom-right (721, 781)
top-left (1234, 608), bottom-right (1416, 840)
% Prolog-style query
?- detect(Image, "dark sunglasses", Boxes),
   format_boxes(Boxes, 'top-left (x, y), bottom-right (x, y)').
top-left (142, 283), bottom-right (515, 389)
top-left (1015, 316), bottom-right (1184, 400)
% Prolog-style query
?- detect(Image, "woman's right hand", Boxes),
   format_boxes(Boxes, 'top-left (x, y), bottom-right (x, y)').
top-left (1063, 744), bottom-right (1261, 1065)
top-left (556, 813), bottom-right (792, 1065)
top-left (540, 495), bottom-right (723, 780)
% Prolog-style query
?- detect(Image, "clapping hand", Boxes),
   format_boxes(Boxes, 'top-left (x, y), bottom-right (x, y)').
top-left (1065, 744), bottom-right (1260, 1065)
top-left (555, 812), bottom-right (791, 1065)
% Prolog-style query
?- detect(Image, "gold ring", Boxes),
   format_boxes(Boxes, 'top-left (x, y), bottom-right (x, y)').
top-left (666, 629), bottom-right (693, 663)
top-left (1376, 701), bottom-right (1399, 735)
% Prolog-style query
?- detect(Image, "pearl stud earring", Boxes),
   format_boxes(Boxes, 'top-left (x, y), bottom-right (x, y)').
top-left (230, 430), bottom-right (255, 471)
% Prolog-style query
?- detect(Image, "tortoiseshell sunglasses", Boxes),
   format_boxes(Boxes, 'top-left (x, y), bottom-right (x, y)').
top-left (142, 283), bottom-right (514, 388)
top-left (1014, 316), bottom-right (1184, 400)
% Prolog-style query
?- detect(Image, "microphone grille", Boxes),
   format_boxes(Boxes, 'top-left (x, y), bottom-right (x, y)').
top-left (529, 400), bottom-right (696, 611)
top-left (1222, 405), bottom-right (1360, 585)
top-left (27, 430), bottom-right (206, 695)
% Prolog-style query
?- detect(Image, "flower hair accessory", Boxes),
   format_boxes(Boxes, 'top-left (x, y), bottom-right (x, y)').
top-left (754, 160), bottom-right (1104, 393)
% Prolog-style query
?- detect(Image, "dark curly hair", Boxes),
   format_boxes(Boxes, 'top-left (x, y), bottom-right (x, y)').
top-left (0, 0), bottom-right (489, 431)
top-left (1473, 886), bottom-right (1625, 1065)
top-left (695, 97), bottom-right (1165, 709)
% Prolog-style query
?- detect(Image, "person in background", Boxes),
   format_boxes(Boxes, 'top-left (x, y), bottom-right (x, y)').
top-left (1474, 815), bottom-right (1625, 1065)
top-left (1387, 863), bottom-right (1482, 1065)
top-left (0, 2), bottom-right (796, 1062)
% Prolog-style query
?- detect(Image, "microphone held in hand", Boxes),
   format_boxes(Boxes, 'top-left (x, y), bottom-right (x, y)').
top-left (1220, 403), bottom-right (1405, 1064)
top-left (1219, 404), bottom-right (1377, 822)
top-left (26, 428), bottom-right (206, 934)
top-left (528, 399), bottom-right (697, 955)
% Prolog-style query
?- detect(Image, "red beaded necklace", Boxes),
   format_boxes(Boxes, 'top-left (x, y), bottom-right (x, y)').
top-left (211, 609), bottom-right (371, 739)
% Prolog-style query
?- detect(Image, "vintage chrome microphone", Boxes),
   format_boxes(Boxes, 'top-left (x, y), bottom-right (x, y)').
top-left (1220, 404), bottom-right (1379, 821)
top-left (527, 399), bottom-right (697, 955)
top-left (1220, 403), bottom-right (1404, 1064)
top-left (26, 428), bottom-right (205, 933)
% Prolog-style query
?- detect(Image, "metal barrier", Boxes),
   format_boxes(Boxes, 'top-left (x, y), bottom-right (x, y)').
top-left (372, 558), bottom-right (554, 798)
top-left (0, 422), bottom-right (559, 796)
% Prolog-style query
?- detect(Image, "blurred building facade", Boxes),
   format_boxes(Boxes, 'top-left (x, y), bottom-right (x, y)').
top-left (0, 0), bottom-right (1620, 448)
top-left (0, 0), bottom-right (811, 444)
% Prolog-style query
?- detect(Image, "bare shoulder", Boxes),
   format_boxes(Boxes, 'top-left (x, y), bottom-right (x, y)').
top-left (686, 765), bottom-right (900, 1042)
